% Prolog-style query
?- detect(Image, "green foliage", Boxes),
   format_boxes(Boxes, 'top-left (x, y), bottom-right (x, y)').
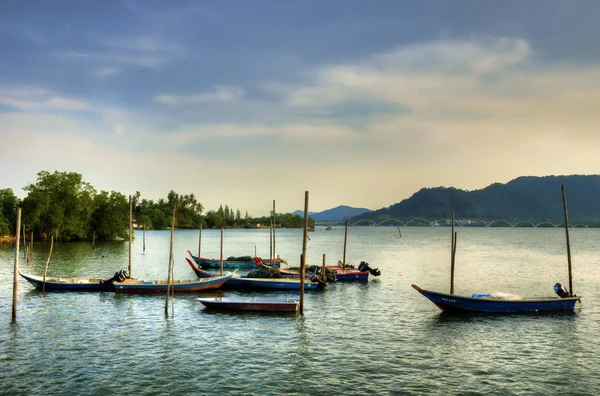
top-left (91, 191), bottom-right (129, 240)
top-left (0, 188), bottom-right (18, 234)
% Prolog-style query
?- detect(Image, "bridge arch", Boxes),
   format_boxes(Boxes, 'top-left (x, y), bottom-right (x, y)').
top-left (512, 221), bottom-right (537, 228)
top-left (486, 219), bottom-right (514, 228)
top-left (404, 217), bottom-right (435, 227)
top-left (378, 219), bottom-right (406, 227)
top-left (350, 219), bottom-right (378, 227)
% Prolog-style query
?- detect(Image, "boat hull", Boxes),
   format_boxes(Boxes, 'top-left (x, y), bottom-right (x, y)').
top-left (412, 284), bottom-right (580, 313)
top-left (188, 251), bottom-right (281, 269)
top-left (198, 297), bottom-right (299, 312)
top-left (224, 277), bottom-right (320, 290)
top-left (114, 275), bottom-right (232, 293)
top-left (19, 272), bottom-right (114, 291)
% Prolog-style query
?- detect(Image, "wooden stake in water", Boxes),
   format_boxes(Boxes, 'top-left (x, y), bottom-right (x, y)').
top-left (269, 219), bottom-right (273, 264)
top-left (322, 254), bottom-right (327, 283)
top-left (143, 225), bottom-right (146, 254)
top-left (220, 228), bottom-right (224, 276)
top-left (342, 220), bottom-right (348, 270)
top-left (450, 212), bottom-right (456, 295)
top-left (165, 201), bottom-right (177, 317)
top-left (12, 208), bottom-right (21, 322)
top-left (129, 195), bottom-right (133, 278)
top-left (561, 184), bottom-right (574, 296)
top-left (300, 191), bottom-right (309, 313)
top-left (273, 199), bottom-right (276, 264)
top-left (42, 234), bottom-right (54, 293)
top-left (197, 224), bottom-right (202, 259)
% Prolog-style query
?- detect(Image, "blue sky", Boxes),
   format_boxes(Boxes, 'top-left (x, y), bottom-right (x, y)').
top-left (1, 0), bottom-right (599, 215)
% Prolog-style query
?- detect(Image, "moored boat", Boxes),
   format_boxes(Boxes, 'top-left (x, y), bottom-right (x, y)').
top-left (411, 284), bottom-right (580, 313)
top-left (114, 274), bottom-right (232, 293)
top-left (19, 270), bottom-right (129, 292)
top-left (187, 250), bottom-right (282, 269)
top-left (197, 297), bottom-right (300, 312)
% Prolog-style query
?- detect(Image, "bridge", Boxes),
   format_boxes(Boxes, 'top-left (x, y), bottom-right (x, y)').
top-left (314, 218), bottom-right (589, 228)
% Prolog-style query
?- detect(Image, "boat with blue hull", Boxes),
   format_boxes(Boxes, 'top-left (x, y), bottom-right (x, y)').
top-left (113, 274), bottom-right (232, 293)
top-left (19, 270), bottom-right (129, 292)
top-left (187, 250), bottom-right (281, 269)
top-left (411, 285), bottom-right (580, 313)
top-left (185, 258), bottom-right (322, 290)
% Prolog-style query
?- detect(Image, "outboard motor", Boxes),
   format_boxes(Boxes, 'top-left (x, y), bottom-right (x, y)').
top-left (554, 282), bottom-right (570, 298)
top-left (358, 261), bottom-right (381, 277)
top-left (99, 270), bottom-right (129, 291)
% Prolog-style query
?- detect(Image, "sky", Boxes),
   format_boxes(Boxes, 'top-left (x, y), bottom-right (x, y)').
top-left (1, 0), bottom-right (599, 216)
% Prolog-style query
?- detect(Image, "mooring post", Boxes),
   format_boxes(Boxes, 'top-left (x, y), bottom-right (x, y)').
top-left (322, 254), bottom-right (327, 283)
top-left (165, 201), bottom-right (176, 317)
top-left (561, 185), bottom-right (573, 295)
top-left (129, 195), bottom-right (133, 278)
top-left (273, 199), bottom-right (276, 265)
top-left (220, 227), bottom-right (224, 276)
top-left (300, 191), bottom-right (309, 313)
top-left (142, 225), bottom-right (146, 254)
top-left (42, 234), bottom-right (54, 293)
top-left (342, 220), bottom-right (348, 270)
top-left (197, 224), bottom-right (202, 259)
top-left (450, 211), bottom-right (455, 294)
top-left (269, 219), bottom-right (273, 264)
top-left (12, 208), bottom-right (22, 322)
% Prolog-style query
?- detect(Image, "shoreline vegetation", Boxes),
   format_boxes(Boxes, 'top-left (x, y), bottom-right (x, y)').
top-left (0, 170), bottom-right (315, 243)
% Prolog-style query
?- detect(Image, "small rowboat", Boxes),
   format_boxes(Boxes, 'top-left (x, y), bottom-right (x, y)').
top-left (113, 274), bottom-right (232, 293)
top-left (197, 297), bottom-right (299, 312)
top-left (411, 284), bottom-right (581, 313)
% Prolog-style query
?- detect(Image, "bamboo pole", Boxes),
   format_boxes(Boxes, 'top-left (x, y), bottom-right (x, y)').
top-left (273, 199), bottom-right (276, 265)
top-left (42, 235), bottom-right (54, 293)
top-left (300, 191), bottom-right (309, 313)
top-left (322, 254), bottom-right (327, 283)
top-left (12, 208), bottom-right (21, 322)
top-left (450, 212), bottom-right (455, 294)
top-left (342, 220), bottom-right (348, 270)
top-left (561, 185), bottom-right (574, 296)
top-left (197, 224), bottom-right (202, 259)
top-left (269, 219), bottom-right (273, 264)
top-left (129, 195), bottom-right (133, 278)
top-left (220, 227), bottom-right (224, 276)
top-left (165, 201), bottom-right (177, 316)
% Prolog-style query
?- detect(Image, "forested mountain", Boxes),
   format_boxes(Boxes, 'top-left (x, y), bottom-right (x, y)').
top-left (293, 205), bottom-right (372, 221)
top-left (353, 175), bottom-right (600, 222)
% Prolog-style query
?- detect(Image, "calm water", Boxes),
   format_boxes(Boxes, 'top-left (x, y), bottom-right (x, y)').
top-left (1, 227), bottom-right (599, 395)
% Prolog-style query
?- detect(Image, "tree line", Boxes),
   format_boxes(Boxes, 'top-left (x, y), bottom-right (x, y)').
top-left (0, 171), bottom-right (315, 242)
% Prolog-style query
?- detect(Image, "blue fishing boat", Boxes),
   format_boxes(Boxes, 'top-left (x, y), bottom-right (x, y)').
top-left (185, 258), bottom-right (322, 290)
top-left (411, 284), bottom-right (580, 313)
top-left (113, 274), bottom-right (232, 293)
top-left (19, 270), bottom-right (129, 292)
top-left (187, 250), bottom-right (281, 269)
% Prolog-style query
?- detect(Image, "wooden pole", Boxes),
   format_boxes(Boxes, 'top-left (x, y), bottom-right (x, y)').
top-left (450, 212), bottom-right (455, 294)
top-left (198, 224), bottom-right (202, 259)
top-left (42, 234), bottom-right (54, 293)
top-left (129, 195), bottom-right (133, 278)
top-left (165, 201), bottom-right (176, 316)
top-left (220, 227), bottom-right (224, 276)
top-left (142, 225), bottom-right (146, 254)
top-left (322, 254), bottom-right (327, 283)
top-left (12, 208), bottom-right (21, 322)
top-left (561, 184), bottom-right (574, 296)
top-left (342, 220), bottom-right (348, 269)
top-left (269, 219), bottom-right (273, 264)
top-left (300, 191), bottom-right (309, 313)
top-left (273, 199), bottom-right (276, 264)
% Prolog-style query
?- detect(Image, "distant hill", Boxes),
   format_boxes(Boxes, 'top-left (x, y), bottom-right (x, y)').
top-left (293, 205), bottom-right (372, 221)
top-left (353, 175), bottom-right (600, 222)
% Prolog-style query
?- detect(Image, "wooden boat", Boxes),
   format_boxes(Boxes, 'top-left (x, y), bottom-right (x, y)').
top-left (113, 274), bottom-right (232, 293)
top-left (412, 186), bottom-right (581, 314)
top-left (19, 270), bottom-right (129, 292)
top-left (197, 297), bottom-right (300, 312)
top-left (185, 258), bottom-right (322, 290)
top-left (187, 250), bottom-right (281, 269)
top-left (412, 284), bottom-right (580, 313)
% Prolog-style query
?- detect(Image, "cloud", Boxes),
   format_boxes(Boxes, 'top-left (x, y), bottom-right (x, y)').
top-left (0, 88), bottom-right (92, 112)
top-left (155, 85), bottom-right (245, 105)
